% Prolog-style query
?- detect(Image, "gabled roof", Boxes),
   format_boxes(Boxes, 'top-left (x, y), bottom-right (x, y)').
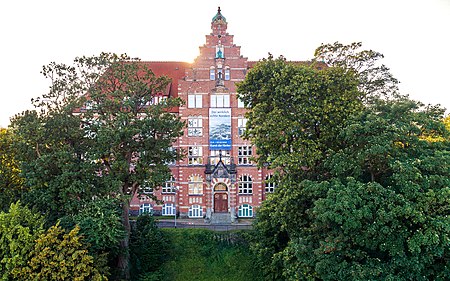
top-left (141, 61), bottom-right (191, 98)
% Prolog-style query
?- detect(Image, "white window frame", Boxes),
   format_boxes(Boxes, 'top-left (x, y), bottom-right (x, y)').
top-left (188, 94), bottom-right (202, 108)
top-left (188, 205), bottom-right (203, 218)
top-left (238, 175), bottom-right (253, 194)
top-left (238, 117), bottom-right (247, 137)
top-left (162, 203), bottom-right (175, 216)
top-left (209, 150), bottom-right (231, 165)
top-left (217, 66), bottom-right (223, 80)
top-left (238, 146), bottom-right (252, 165)
top-left (139, 203), bottom-right (153, 215)
top-left (188, 116), bottom-right (203, 137)
top-left (162, 176), bottom-right (176, 193)
top-left (188, 146), bottom-right (203, 165)
top-left (210, 67), bottom-right (215, 80)
top-left (238, 204), bottom-right (253, 217)
top-left (188, 175), bottom-right (203, 195)
top-left (237, 97), bottom-right (245, 108)
top-left (166, 147), bottom-right (176, 166)
top-left (210, 94), bottom-right (230, 108)
top-left (141, 180), bottom-right (153, 194)
top-left (224, 67), bottom-right (230, 80)
top-left (265, 174), bottom-right (276, 193)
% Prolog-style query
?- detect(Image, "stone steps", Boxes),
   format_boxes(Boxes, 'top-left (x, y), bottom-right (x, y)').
top-left (210, 212), bottom-right (232, 225)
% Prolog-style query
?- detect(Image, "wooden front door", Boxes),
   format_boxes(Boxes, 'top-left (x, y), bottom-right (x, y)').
top-left (214, 193), bottom-right (228, 213)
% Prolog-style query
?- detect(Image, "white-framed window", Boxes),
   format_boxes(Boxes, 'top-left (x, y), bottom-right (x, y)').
top-left (238, 146), bottom-right (252, 165)
top-left (238, 117), bottom-right (247, 137)
top-left (141, 180), bottom-right (153, 194)
top-left (217, 66), bottom-right (223, 80)
top-left (209, 150), bottom-right (231, 165)
top-left (85, 100), bottom-right (94, 110)
top-left (210, 94), bottom-right (230, 108)
top-left (188, 175), bottom-right (203, 195)
top-left (238, 204), bottom-right (253, 217)
top-left (139, 203), bottom-right (153, 215)
top-left (225, 67), bottom-right (230, 80)
top-left (188, 205), bottom-right (203, 218)
top-left (166, 147), bottom-right (176, 166)
top-left (188, 146), bottom-right (203, 165)
top-left (188, 116), bottom-right (203, 137)
top-left (162, 176), bottom-right (176, 193)
top-left (146, 95), bottom-right (167, 106)
top-left (188, 94), bottom-right (202, 108)
top-left (162, 203), bottom-right (175, 216)
top-left (265, 174), bottom-right (276, 193)
top-left (238, 175), bottom-right (253, 194)
top-left (237, 97), bottom-right (245, 108)
top-left (210, 67), bottom-right (215, 80)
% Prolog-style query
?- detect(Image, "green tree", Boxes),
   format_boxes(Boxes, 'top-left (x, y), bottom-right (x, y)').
top-left (11, 53), bottom-right (185, 279)
top-left (0, 129), bottom-right (25, 211)
top-left (16, 223), bottom-right (107, 280)
top-left (237, 55), bottom-right (363, 180)
top-left (0, 202), bottom-right (44, 280)
top-left (244, 44), bottom-right (450, 280)
top-left (253, 98), bottom-right (450, 281)
top-left (129, 214), bottom-right (170, 280)
top-left (313, 41), bottom-right (399, 100)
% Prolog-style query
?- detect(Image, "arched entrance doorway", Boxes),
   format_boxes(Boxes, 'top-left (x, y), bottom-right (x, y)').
top-left (213, 182), bottom-right (228, 213)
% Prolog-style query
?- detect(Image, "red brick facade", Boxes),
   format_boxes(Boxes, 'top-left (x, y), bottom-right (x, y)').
top-left (130, 8), bottom-right (273, 222)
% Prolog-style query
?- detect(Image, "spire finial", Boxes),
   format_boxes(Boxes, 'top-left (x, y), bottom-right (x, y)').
top-left (212, 6), bottom-right (227, 23)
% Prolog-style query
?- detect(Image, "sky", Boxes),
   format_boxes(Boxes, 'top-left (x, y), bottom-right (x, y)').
top-left (0, 0), bottom-right (449, 128)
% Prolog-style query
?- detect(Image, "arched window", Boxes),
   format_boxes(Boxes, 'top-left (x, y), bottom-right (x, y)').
top-left (265, 174), bottom-right (276, 193)
top-left (189, 175), bottom-right (203, 195)
top-left (162, 203), bottom-right (175, 216)
top-left (162, 176), bottom-right (176, 193)
top-left (238, 175), bottom-right (253, 194)
top-left (238, 204), bottom-right (253, 217)
top-left (139, 203), bottom-right (153, 215)
top-left (188, 205), bottom-right (203, 218)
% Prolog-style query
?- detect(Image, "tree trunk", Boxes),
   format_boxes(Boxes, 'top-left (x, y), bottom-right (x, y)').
top-left (117, 199), bottom-right (131, 280)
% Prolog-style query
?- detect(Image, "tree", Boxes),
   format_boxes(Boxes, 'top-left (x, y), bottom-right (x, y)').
top-left (237, 55), bottom-right (363, 180)
top-left (0, 129), bottom-right (25, 211)
top-left (66, 198), bottom-right (126, 275)
top-left (244, 44), bottom-right (450, 280)
top-left (11, 53), bottom-right (184, 279)
top-left (253, 98), bottom-right (450, 280)
top-left (0, 202), bottom-right (44, 280)
top-left (16, 223), bottom-right (107, 280)
top-left (129, 214), bottom-right (170, 280)
top-left (313, 41), bottom-right (399, 100)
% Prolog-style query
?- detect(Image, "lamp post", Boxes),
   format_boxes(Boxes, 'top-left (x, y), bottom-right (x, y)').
top-left (174, 186), bottom-right (179, 228)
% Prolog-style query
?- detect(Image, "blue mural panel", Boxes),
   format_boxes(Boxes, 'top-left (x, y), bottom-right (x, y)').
top-left (209, 108), bottom-right (231, 150)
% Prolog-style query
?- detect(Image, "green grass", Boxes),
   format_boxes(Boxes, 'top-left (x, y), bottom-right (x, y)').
top-left (154, 229), bottom-right (261, 281)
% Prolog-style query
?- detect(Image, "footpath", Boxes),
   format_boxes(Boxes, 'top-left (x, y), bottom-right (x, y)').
top-left (156, 218), bottom-right (253, 231)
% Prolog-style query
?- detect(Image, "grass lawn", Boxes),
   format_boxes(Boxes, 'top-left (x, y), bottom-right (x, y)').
top-left (153, 228), bottom-right (261, 281)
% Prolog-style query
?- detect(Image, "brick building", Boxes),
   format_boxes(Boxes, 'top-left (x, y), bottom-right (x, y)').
top-left (130, 8), bottom-right (275, 223)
